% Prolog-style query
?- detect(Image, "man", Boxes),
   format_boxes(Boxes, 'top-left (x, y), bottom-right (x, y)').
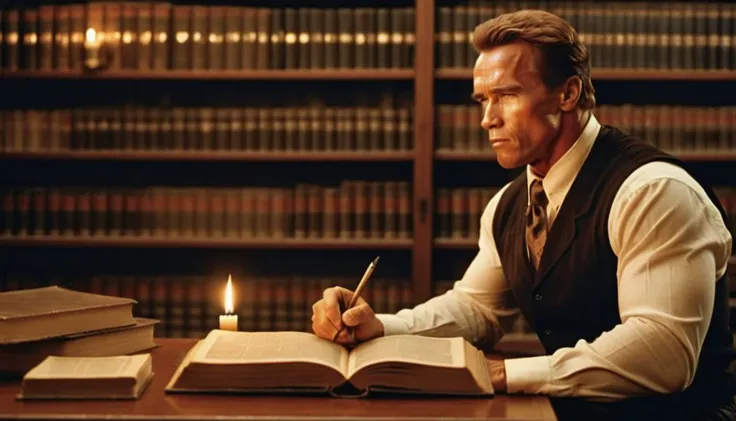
top-left (311, 9), bottom-right (735, 420)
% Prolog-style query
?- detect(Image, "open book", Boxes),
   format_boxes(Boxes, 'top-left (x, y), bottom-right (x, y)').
top-left (165, 330), bottom-right (493, 397)
top-left (18, 354), bottom-right (153, 400)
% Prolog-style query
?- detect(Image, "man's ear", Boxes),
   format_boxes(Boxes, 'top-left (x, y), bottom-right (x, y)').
top-left (559, 76), bottom-right (582, 112)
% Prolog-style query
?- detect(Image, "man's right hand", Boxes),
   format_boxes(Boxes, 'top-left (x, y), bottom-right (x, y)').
top-left (311, 286), bottom-right (384, 346)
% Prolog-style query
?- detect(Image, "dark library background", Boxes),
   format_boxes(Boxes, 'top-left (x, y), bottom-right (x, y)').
top-left (0, 0), bottom-right (734, 341)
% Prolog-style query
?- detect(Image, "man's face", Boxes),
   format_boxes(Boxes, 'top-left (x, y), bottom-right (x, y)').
top-left (472, 41), bottom-right (562, 170)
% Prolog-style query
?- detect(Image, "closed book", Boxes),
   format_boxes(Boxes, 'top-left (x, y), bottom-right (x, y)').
top-left (18, 354), bottom-right (153, 400)
top-left (0, 286), bottom-right (136, 345)
top-left (0, 318), bottom-right (158, 375)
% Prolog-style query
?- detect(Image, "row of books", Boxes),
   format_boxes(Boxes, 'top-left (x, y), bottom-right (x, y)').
top-left (437, 105), bottom-right (736, 153)
top-left (0, 3), bottom-right (415, 71)
top-left (438, 2), bottom-right (735, 70)
top-left (0, 182), bottom-right (413, 240)
top-left (0, 106), bottom-right (413, 153)
top-left (433, 186), bottom-right (736, 242)
top-left (598, 105), bottom-right (734, 154)
top-left (10, 103), bottom-right (735, 155)
top-left (0, 275), bottom-right (420, 339)
top-left (5, 184), bottom-right (732, 242)
top-left (435, 188), bottom-right (502, 240)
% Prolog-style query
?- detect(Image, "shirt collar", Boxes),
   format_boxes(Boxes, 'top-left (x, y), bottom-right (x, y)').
top-left (526, 113), bottom-right (601, 210)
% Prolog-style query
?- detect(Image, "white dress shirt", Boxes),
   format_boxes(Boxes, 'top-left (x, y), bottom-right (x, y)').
top-left (376, 114), bottom-right (733, 401)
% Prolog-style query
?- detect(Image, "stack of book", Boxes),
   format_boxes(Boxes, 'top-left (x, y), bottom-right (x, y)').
top-left (0, 285), bottom-right (158, 376)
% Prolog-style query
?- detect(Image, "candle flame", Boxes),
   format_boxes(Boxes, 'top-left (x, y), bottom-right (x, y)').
top-left (224, 274), bottom-right (234, 314)
top-left (85, 28), bottom-right (97, 43)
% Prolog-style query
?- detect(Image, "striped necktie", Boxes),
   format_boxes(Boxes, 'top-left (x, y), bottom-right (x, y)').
top-left (525, 179), bottom-right (548, 270)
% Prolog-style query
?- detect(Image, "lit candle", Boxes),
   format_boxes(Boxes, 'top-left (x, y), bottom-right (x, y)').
top-left (219, 274), bottom-right (238, 331)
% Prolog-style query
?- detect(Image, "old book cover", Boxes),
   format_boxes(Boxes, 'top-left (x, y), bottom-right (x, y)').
top-left (0, 286), bottom-right (137, 345)
top-left (17, 354), bottom-right (153, 400)
top-left (165, 330), bottom-right (493, 397)
top-left (0, 318), bottom-right (158, 375)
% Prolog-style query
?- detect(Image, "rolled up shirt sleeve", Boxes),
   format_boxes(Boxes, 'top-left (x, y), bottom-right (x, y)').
top-left (376, 183), bottom-right (520, 348)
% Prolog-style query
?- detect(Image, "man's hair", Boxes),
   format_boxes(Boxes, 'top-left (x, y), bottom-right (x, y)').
top-left (472, 9), bottom-right (596, 110)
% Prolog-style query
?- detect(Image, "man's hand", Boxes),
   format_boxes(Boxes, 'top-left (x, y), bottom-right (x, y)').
top-left (311, 286), bottom-right (385, 346)
top-left (489, 360), bottom-right (507, 393)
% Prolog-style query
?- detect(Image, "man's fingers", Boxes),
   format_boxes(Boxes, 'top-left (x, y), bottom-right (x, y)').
top-left (312, 319), bottom-right (337, 341)
top-left (311, 298), bottom-right (341, 339)
top-left (334, 328), bottom-right (356, 346)
top-left (321, 287), bottom-right (345, 330)
top-left (342, 303), bottom-right (374, 327)
top-left (313, 319), bottom-right (355, 346)
top-left (323, 287), bottom-right (357, 330)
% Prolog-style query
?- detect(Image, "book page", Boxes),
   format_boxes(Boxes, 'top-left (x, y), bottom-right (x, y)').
top-left (347, 335), bottom-right (465, 377)
top-left (193, 330), bottom-right (349, 374)
top-left (25, 355), bottom-right (148, 379)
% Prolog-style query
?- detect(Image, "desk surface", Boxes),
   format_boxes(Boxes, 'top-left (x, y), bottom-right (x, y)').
top-left (0, 338), bottom-right (557, 421)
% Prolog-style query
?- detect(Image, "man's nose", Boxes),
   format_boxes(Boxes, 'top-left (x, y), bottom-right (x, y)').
top-left (481, 105), bottom-right (501, 131)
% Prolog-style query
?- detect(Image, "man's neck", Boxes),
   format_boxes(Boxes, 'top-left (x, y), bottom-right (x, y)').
top-left (531, 109), bottom-right (591, 177)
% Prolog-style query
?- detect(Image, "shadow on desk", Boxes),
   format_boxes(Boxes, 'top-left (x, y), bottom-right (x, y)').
top-left (0, 337), bottom-right (557, 421)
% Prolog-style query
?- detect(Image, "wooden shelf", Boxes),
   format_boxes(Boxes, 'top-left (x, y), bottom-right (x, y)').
top-left (0, 236), bottom-right (413, 249)
top-left (0, 69), bottom-right (416, 81)
top-left (0, 150), bottom-right (415, 162)
top-left (434, 238), bottom-right (477, 249)
top-left (436, 68), bottom-right (736, 81)
top-left (435, 150), bottom-right (497, 161)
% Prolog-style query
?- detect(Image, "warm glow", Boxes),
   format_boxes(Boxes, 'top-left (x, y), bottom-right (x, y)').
top-left (85, 28), bottom-right (97, 43)
top-left (224, 274), bottom-right (234, 314)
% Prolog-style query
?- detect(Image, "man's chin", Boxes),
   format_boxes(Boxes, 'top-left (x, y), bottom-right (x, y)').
top-left (495, 154), bottom-right (524, 170)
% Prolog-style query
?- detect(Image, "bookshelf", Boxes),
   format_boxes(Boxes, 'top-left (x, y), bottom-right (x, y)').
top-left (0, 237), bottom-right (414, 249)
top-left (1, 69), bottom-right (416, 80)
top-left (0, 151), bottom-right (416, 162)
top-left (1, 0), bottom-right (735, 339)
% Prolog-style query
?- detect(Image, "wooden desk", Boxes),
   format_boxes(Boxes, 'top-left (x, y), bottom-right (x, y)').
top-left (0, 338), bottom-right (557, 421)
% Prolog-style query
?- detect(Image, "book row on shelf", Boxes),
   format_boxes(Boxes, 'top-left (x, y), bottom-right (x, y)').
top-left (0, 275), bottom-right (503, 339)
top-left (437, 104), bottom-right (736, 155)
top-left (10, 104), bottom-right (735, 157)
top-left (0, 105), bottom-right (413, 153)
top-left (434, 187), bottom-right (736, 243)
top-left (0, 182), bottom-right (413, 241)
top-left (438, 2), bottom-right (736, 70)
top-left (0, 3), bottom-right (415, 72)
top-left (5, 183), bottom-right (733, 246)
top-left (435, 187), bottom-right (501, 240)
top-left (3, 185), bottom-right (736, 244)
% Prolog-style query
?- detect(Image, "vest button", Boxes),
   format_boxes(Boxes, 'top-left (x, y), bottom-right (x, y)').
top-left (535, 294), bottom-right (542, 301)
top-left (544, 329), bottom-right (551, 335)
